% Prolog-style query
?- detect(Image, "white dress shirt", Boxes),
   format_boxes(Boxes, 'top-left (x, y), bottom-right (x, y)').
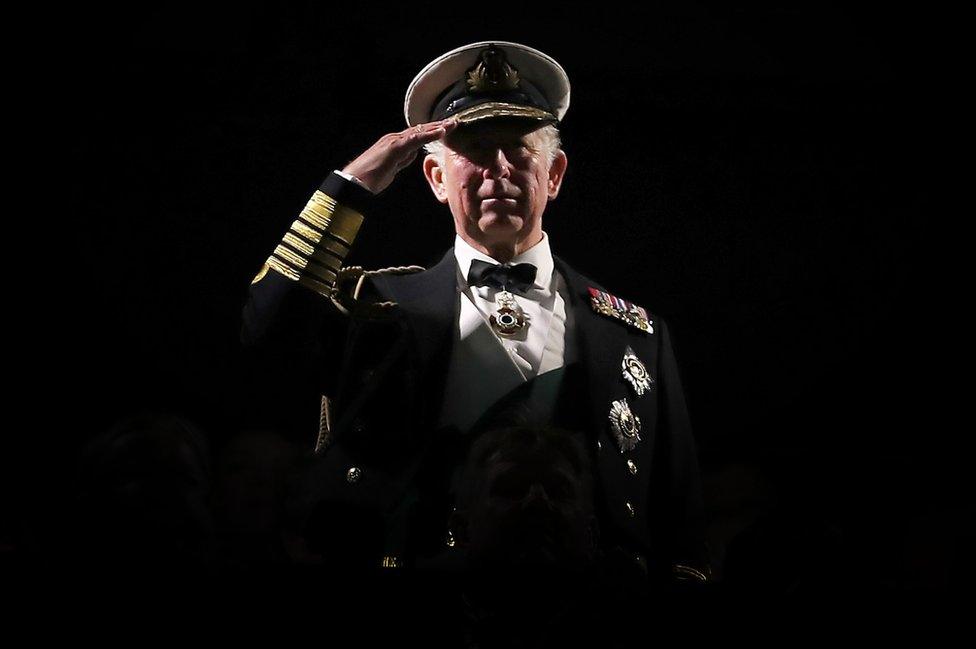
top-left (452, 232), bottom-right (569, 377)
top-left (438, 231), bottom-right (574, 432)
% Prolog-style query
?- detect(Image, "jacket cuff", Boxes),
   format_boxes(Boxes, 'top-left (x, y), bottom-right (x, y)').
top-left (332, 169), bottom-right (376, 196)
top-left (263, 172), bottom-right (373, 298)
top-left (319, 170), bottom-right (376, 210)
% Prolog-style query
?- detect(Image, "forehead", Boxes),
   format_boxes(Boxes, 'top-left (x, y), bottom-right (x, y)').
top-left (446, 118), bottom-right (545, 146)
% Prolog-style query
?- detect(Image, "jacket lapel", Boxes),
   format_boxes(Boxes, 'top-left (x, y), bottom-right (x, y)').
top-left (376, 248), bottom-right (458, 365)
top-left (374, 248), bottom-right (459, 428)
top-left (553, 255), bottom-right (630, 440)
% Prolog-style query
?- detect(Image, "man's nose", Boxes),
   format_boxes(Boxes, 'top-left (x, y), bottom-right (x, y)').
top-left (482, 147), bottom-right (512, 179)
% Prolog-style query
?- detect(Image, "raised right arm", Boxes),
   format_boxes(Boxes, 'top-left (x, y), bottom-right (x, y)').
top-left (241, 171), bottom-right (372, 337)
top-left (240, 118), bottom-right (458, 396)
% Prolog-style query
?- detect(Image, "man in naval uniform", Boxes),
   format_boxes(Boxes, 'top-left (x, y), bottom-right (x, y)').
top-left (241, 41), bottom-right (711, 585)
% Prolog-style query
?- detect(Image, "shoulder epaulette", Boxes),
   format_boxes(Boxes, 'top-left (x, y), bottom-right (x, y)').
top-left (362, 265), bottom-right (426, 277)
top-left (588, 287), bottom-right (654, 334)
top-left (329, 264), bottom-right (426, 315)
top-left (357, 265), bottom-right (425, 304)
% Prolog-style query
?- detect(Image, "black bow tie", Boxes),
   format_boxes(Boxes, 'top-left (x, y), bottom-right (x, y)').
top-left (467, 259), bottom-right (538, 293)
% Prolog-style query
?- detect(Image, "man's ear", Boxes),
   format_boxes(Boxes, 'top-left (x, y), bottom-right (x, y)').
top-left (423, 153), bottom-right (449, 204)
top-left (547, 149), bottom-right (568, 200)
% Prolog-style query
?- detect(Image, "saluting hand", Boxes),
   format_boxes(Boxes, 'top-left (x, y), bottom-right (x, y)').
top-left (342, 118), bottom-right (459, 194)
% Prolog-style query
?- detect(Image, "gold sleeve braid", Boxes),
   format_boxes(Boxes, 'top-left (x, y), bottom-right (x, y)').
top-left (262, 190), bottom-right (365, 298)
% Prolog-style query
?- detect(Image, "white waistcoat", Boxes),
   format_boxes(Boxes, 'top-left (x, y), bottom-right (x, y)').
top-left (437, 233), bottom-right (576, 433)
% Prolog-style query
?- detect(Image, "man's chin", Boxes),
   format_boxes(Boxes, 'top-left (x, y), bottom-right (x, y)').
top-left (478, 213), bottom-right (524, 233)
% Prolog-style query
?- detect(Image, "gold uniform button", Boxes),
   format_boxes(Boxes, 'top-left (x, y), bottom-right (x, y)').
top-left (626, 502), bottom-right (635, 517)
top-left (346, 466), bottom-right (362, 483)
top-left (627, 459), bottom-right (638, 475)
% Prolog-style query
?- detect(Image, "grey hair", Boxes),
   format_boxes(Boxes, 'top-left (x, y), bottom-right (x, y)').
top-left (424, 123), bottom-right (562, 168)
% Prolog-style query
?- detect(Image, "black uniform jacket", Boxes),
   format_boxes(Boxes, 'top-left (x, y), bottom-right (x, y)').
top-left (241, 173), bottom-right (710, 582)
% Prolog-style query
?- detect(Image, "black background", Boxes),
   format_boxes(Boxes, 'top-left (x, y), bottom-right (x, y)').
top-left (15, 2), bottom-right (966, 593)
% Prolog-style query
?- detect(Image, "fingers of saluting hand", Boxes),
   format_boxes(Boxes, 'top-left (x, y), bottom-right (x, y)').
top-left (399, 117), bottom-right (459, 149)
top-left (388, 118), bottom-right (458, 171)
top-left (342, 118), bottom-right (459, 194)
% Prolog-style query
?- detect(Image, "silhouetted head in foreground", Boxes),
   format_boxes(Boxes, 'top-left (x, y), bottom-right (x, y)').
top-left (450, 426), bottom-right (599, 579)
top-left (74, 412), bottom-right (216, 569)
